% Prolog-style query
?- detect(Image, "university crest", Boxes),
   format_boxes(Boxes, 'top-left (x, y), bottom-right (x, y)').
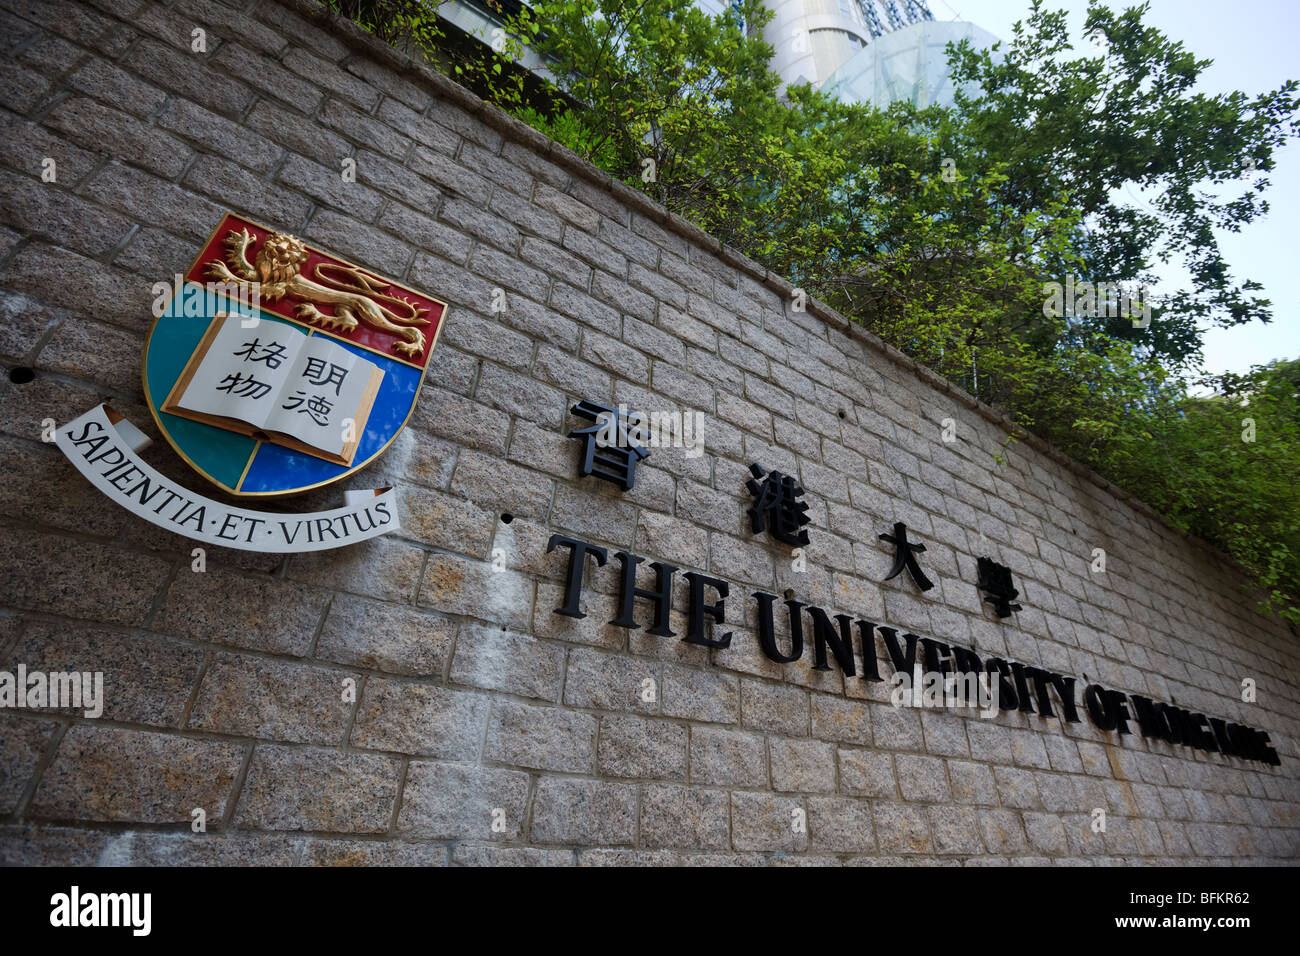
top-left (142, 212), bottom-right (448, 497)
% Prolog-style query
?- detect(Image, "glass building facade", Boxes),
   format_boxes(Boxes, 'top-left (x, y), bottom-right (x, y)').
top-left (819, 18), bottom-right (1001, 109)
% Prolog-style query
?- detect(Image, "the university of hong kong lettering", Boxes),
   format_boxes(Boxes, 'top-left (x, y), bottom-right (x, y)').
top-left (53, 212), bottom-right (450, 552)
top-left (542, 531), bottom-right (1281, 767)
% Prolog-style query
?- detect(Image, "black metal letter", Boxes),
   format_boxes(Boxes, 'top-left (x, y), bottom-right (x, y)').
top-left (547, 534), bottom-right (607, 619)
top-left (682, 572), bottom-right (731, 648)
top-left (856, 621), bottom-right (884, 681)
top-left (879, 627), bottom-right (919, 675)
top-left (753, 592), bottom-right (804, 663)
top-left (808, 607), bottom-right (855, 676)
top-left (611, 551), bottom-right (677, 637)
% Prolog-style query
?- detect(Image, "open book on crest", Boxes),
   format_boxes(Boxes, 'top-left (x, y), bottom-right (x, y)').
top-left (162, 313), bottom-right (384, 467)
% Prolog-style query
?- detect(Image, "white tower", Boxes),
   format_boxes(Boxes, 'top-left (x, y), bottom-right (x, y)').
top-left (761, 0), bottom-right (935, 89)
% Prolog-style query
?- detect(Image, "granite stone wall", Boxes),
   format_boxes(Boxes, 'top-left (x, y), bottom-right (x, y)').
top-left (0, 0), bottom-right (1296, 865)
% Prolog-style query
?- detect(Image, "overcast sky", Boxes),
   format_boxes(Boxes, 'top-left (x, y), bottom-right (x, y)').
top-left (932, 0), bottom-right (1299, 377)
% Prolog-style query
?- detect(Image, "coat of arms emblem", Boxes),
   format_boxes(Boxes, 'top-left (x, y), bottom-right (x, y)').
top-left (142, 212), bottom-right (448, 497)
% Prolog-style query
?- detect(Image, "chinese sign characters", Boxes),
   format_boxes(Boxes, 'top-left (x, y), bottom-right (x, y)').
top-left (568, 400), bottom-right (650, 492)
top-left (879, 521), bottom-right (935, 592)
top-left (564, 395), bottom-right (1033, 622)
top-left (978, 556), bottom-right (1023, 617)
top-left (746, 464), bottom-right (811, 546)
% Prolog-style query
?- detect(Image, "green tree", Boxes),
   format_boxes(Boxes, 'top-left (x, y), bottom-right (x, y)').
top-left (1138, 360), bottom-right (1300, 619)
top-left (939, 0), bottom-right (1300, 368)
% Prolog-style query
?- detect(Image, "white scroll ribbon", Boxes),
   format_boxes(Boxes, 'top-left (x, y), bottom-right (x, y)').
top-left (56, 404), bottom-right (399, 552)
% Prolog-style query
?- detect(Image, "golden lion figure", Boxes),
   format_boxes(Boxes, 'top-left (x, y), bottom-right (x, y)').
top-left (205, 228), bottom-right (430, 358)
